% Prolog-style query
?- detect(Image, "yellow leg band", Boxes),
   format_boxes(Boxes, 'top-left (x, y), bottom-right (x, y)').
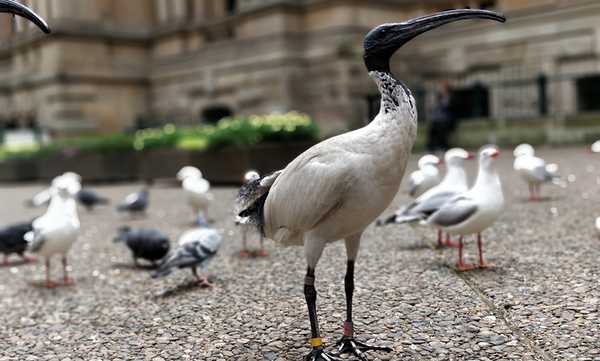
top-left (310, 338), bottom-right (323, 348)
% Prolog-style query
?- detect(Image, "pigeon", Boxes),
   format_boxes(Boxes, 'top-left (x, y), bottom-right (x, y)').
top-left (25, 177), bottom-right (80, 287)
top-left (236, 171), bottom-right (267, 257)
top-left (117, 188), bottom-right (149, 216)
top-left (513, 144), bottom-right (559, 201)
top-left (114, 227), bottom-right (170, 266)
top-left (77, 188), bottom-right (110, 211)
top-left (427, 146), bottom-right (504, 270)
top-left (152, 221), bottom-right (222, 287)
top-left (176, 167), bottom-right (213, 224)
top-left (0, 222), bottom-right (34, 265)
top-left (407, 154), bottom-right (441, 198)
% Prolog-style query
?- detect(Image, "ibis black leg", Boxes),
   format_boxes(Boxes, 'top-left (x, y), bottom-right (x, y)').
top-left (335, 261), bottom-right (392, 360)
top-left (303, 267), bottom-right (341, 361)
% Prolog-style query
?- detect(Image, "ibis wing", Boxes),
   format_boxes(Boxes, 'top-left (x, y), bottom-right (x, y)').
top-left (264, 146), bottom-right (354, 239)
top-left (428, 196), bottom-right (478, 227)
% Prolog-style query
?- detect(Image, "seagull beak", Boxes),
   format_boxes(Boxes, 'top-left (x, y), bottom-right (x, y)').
top-left (467, 152), bottom-right (476, 160)
top-left (491, 150), bottom-right (501, 159)
top-left (0, 0), bottom-right (50, 33)
top-left (364, 9), bottom-right (505, 72)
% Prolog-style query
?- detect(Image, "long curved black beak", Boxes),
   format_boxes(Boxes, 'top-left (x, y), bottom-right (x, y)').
top-left (0, 0), bottom-right (50, 34)
top-left (364, 9), bottom-right (505, 73)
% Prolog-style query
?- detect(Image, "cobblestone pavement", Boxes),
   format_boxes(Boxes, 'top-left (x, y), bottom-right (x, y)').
top-left (0, 146), bottom-right (599, 361)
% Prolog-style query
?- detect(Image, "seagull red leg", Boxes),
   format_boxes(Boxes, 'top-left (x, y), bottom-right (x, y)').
top-left (436, 230), bottom-right (443, 248)
top-left (45, 258), bottom-right (56, 288)
top-left (257, 234), bottom-right (269, 257)
top-left (477, 233), bottom-right (494, 269)
top-left (239, 229), bottom-right (251, 258)
top-left (62, 257), bottom-right (73, 285)
top-left (2, 254), bottom-right (8, 265)
top-left (455, 236), bottom-right (476, 271)
top-left (444, 233), bottom-right (459, 248)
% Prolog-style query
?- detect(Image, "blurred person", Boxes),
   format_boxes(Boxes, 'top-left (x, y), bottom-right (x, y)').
top-left (427, 80), bottom-right (455, 152)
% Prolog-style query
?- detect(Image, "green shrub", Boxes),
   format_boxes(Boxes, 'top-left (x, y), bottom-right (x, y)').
top-left (0, 112), bottom-right (320, 160)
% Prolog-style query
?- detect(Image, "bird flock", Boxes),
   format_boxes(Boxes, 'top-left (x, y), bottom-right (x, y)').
top-left (0, 4), bottom-right (589, 361)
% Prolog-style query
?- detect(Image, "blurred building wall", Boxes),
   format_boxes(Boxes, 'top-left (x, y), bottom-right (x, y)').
top-left (0, 0), bottom-right (595, 137)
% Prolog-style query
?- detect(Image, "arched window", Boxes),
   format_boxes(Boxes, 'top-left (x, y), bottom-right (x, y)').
top-left (201, 106), bottom-right (233, 124)
top-left (226, 0), bottom-right (237, 15)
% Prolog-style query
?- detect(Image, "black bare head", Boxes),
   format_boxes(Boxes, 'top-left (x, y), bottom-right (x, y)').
top-left (363, 9), bottom-right (505, 73)
top-left (0, 0), bottom-right (50, 33)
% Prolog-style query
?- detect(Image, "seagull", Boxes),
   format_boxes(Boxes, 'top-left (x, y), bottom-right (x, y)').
top-left (152, 221), bottom-right (222, 287)
top-left (177, 166), bottom-right (213, 224)
top-left (25, 177), bottom-right (80, 287)
top-left (377, 148), bottom-right (473, 247)
top-left (407, 154), bottom-right (441, 198)
top-left (0, 0), bottom-right (51, 34)
top-left (117, 187), bottom-right (149, 216)
top-left (77, 188), bottom-right (110, 211)
top-left (236, 170), bottom-right (268, 257)
top-left (0, 222), bottom-right (34, 265)
top-left (114, 227), bottom-right (170, 267)
top-left (595, 217), bottom-right (600, 238)
top-left (591, 140), bottom-right (600, 153)
top-left (26, 172), bottom-right (82, 208)
top-left (513, 144), bottom-right (559, 201)
top-left (427, 146), bottom-right (504, 271)
top-left (235, 10), bottom-right (505, 361)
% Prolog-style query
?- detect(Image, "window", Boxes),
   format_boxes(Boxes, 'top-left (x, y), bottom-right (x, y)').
top-left (577, 75), bottom-right (600, 112)
top-left (201, 106), bottom-right (233, 124)
top-left (226, 0), bottom-right (237, 15)
top-left (479, 0), bottom-right (496, 10)
top-left (450, 83), bottom-right (490, 119)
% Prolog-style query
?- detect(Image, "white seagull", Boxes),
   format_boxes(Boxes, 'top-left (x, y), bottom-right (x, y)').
top-left (235, 170), bottom-right (267, 257)
top-left (591, 140), bottom-right (600, 153)
top-left (378, 148), bottom-right (473, 248)
top-left (27, 172), bottom-right (82, 208)
top-left (407, 154), bottom-right (442, 198)
top-left (177, 166), bottom-right (213, 224)
top-left (513, 144), bottom-right (559, 201)
top-left (25, 176), bottom-right (80, 287)
top-left (235, 10), bottom-right (505, 361)
top-left (427, 146), bottom-right (504, 271)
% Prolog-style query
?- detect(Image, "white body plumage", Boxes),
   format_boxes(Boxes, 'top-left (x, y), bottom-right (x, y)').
top-left (407, 155), bottom-right (441, 198)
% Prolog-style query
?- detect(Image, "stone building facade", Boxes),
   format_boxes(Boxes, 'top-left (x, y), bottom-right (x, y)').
top-left (0, 0), bottom-right (597, 137)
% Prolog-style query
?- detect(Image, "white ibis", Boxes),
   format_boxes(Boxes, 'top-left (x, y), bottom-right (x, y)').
top-left (407, 154), bottom-right (441, 198)
top-left (378, 148), bottom-right (473, 248)
top-left (25, 176), bottom-right (80, 287)
top-left (235, 10), bottom-right (505, 360)
top-left (427, 146), bottom-right (504, 271)
top-left (513, 144), bottom-right (559, 201)
top-left (177, 166), bottom-right (213, 224)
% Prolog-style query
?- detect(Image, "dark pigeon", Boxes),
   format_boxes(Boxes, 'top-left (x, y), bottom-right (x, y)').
top-left (77, 188), bottom-right (109, 211)
top-left (114, 226), bottom-right (170, 266)
top-left (117, 189), bottom-right (149, 215)
top-left (0, 222), bottom-right (34, 263)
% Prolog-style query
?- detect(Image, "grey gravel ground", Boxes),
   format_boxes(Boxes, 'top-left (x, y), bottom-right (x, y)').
top-left (1, 146), bottom-right (599, 361)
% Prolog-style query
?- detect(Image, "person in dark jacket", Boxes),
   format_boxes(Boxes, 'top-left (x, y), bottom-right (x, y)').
top-left (427, 80), bottom-right (456, 152)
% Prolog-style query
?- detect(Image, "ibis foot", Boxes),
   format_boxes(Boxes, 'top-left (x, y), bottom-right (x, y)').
top-left (335, 336), bottom-right (392, 360)
top-left (304, 348), bottom-right (342, 361)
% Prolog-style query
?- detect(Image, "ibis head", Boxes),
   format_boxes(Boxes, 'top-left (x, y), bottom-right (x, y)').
top-left (363, 9), bottom-right (505, 73)
top-left (0, 0), bottom-right (50, 33)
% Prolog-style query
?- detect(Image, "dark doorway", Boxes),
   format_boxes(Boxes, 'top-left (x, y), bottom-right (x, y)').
top-left (577, 75), bottom-right (600, 112)
top-left (450, 83), bottom-right (490, 119)
top-left (201, 106), bottom-right (233, 124)
top-left (226, 0), bottom-right (237, 15)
